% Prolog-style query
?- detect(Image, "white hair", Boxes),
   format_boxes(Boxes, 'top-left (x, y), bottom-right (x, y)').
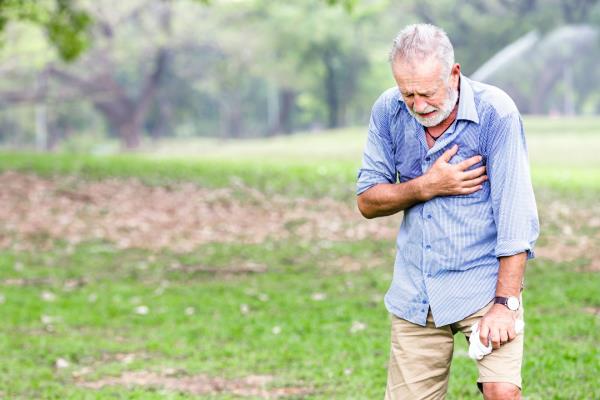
top-left (389, 24), bottom-right (455, 78)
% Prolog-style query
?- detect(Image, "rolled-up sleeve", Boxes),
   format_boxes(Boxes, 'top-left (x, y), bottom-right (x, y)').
top-left (356, 94), bottom-right (397, 196)
top-left (487, 113), bottom-right (539, 258)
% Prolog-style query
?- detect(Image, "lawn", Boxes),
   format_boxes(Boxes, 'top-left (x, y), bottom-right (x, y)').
top-left (0, 118), bottom-right (598, 399)
top-left (1, 116), bottom-right (600, 196)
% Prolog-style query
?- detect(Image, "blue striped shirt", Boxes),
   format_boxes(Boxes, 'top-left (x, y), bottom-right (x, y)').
top-left (357, 76), bottom-right (539, 327)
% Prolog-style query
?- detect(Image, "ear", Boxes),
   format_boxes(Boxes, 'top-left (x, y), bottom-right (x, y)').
top-left (451, 63), bottom-right (461, 87)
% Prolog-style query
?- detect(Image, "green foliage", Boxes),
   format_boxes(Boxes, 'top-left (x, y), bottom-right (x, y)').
top-left (398, 0), bottom-right (600, 74)
top-left (0, 0), bottom-right (91, 61)
top-left (44, 0), bottom-right (91, 61)
top-left (322, 0), bottom-right (358, 12)
top-left (1, 0), bottom-right (600, 147)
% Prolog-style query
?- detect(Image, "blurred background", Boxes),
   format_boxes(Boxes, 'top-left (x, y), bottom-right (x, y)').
top-left (1, 0), bottom-right (600, 151)
top-left (0, 1), bottom-right (598, 399)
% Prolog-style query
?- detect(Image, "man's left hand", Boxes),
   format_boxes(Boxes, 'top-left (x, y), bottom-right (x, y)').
top-left (478, 304), bottom-right (517, 350)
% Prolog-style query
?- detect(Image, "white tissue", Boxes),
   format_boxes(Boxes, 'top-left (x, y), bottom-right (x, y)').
top-left (468, 320), bottom-right (524, 360)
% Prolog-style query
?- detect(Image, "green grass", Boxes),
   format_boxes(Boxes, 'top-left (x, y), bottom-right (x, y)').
top-left (0, 240), bottom-right (597, 399)
top-left (2, 117), bottom-right (600, 198)
top-left (0, 152), bottom-right (359, 200)
top-left (0, 151), bottom-right (598, 201)
top-left (0, 119), bottom-right (599, 398)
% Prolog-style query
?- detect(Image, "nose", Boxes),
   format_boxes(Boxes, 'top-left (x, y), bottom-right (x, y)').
top-left (413, 96), bottom-right (429, 113)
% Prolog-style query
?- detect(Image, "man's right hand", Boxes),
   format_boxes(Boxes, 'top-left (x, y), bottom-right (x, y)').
top-left (357, 144), bottom-right (487, 219)
top-left (421, 144), bottom-right (487, 200)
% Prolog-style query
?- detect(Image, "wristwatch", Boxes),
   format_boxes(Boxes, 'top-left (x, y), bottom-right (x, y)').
top-left (494, 296), bottom-right (520, 311)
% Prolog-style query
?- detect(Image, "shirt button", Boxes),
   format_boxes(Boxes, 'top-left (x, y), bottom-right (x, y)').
top-left (425, 245), bottom-right (431, 250)
top-left (427, 214), bottom-right (432, 219)
top-left (425, 157), bottom-right (431, 161)
top-left (422, 300), bottom-right (427, 304)
top-left (427, 273), bottom-right (432, 278)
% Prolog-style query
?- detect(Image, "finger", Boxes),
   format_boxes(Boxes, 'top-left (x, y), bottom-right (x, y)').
top-left (462, 175), bottom-right (488, 188)
top-left (491, 329), bottom-right (501, 350)
top-left (456, 155), bottom-right (483, 171)
top-left (507, 327), bottom-right (517, 341)
top-left (462, 166), bottom-right (486, 180)
top-left (439, 144), bottom-right (458, 163)
top-left (500, 329), bottom-right (509, 345)
top-left (457, 185), bottom-right (483, 195)
top-left (479, 323), bottom-right (490, 347)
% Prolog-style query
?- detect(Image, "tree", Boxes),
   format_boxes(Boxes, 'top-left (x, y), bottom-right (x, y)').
top-left (240, 0), bottom-right (388, 132)
top-left (2, 0), bottom-right (599, 151)
top-left (0, 0), bottom-right (91, 61)
top-left (41, 1), bottom-right (174, 148)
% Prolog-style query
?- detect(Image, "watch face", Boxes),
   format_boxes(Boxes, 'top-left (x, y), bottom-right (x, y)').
top-left (507, 296), bottom-right (520, 311)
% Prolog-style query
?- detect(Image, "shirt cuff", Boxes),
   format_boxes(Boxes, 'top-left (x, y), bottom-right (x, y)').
top-left (495, 240), bottom-right (535, 259)
top-left (356, 169), bottom-right (394, 196)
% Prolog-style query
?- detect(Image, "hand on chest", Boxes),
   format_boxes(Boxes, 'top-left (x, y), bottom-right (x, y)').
top-left (394, 125), bottom-right (485, 183)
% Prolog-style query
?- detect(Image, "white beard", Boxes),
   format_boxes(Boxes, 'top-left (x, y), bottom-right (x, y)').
top-left (408, 86), bottom-right (459, 128)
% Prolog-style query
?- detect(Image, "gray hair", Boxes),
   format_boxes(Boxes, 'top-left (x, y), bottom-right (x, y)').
top-left (389, 24), bottom-right (455, 78)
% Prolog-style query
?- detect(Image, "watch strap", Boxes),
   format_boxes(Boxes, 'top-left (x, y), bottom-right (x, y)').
top-left (494, 296), bottom-right (508, 305)
top-left (494, 296), bottom-right (519, 310)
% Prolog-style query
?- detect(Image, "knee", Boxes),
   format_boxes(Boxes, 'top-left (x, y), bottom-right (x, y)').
top-left (482, 382), bottom-right (520, 400)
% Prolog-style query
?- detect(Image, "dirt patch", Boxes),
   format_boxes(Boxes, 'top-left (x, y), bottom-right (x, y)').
top-left (534, 198), bottom-right (600, 270)
top-left (0, 172), bottom-right (398, 252)
top-left (1, 277), bottom-right (87, 288)
top-left (582, 306), bottom-right (600, 317)
top-left (66, 352), bottom-right (153, 378)
top-left (170, 262), bottom-right (268, 274)
top-left (2, 172), bottom-right (597, 268)
top-left (328, 255), bottom-right (388, 272)
top-left (77, 370), bottom-right (312, 398)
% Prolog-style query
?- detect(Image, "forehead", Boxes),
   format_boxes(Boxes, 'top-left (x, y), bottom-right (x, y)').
top-left (392, 57), bottom-right (443, 93)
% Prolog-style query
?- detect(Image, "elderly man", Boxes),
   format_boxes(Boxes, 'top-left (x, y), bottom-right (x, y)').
top-left (356, 24), bottom-right (539, 400)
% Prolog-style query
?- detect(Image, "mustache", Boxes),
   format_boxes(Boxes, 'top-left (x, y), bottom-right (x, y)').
top-left (413, 105), bottom-right (437, 115)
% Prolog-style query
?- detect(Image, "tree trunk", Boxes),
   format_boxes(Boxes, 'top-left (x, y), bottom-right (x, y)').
top-left (266, 81), bottom-right (279, 136)
top-left (220, 93), bottom-right (243, 138)
top-left (47, 126), bottom-right (62, 151)
top-left (228, 104), bottom-right (242, 138)
top-left (44, 7), bottom-right (171, 150)
top-left (119, 119), bottom-right (142, 149)
top-left (35, 104), bottom-right (48, 151)
top-left (267, 87), bottom-right (296, 136)
top-left (279, 89), bottom-right (296, 134)
top-left (323, 47), bottom-right (339, 128)
top-left (149, 101), bottom-right (171, 140)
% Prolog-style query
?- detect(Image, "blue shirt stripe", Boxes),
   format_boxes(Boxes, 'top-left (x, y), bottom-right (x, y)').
top-left (357, 76), bottom-right (539, 327)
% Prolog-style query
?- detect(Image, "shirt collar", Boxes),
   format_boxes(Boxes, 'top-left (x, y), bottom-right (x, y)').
top-left (396, 73), bottom-right (480, 125)
top-left (456, 74), bottom-right (479, 124)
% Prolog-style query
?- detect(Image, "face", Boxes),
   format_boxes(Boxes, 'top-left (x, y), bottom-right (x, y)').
top-left (392, 56), bottom-right (461, 128)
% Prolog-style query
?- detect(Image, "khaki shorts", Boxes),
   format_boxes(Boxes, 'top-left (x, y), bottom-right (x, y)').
top-left (385, 300), bottom-right (524, 400)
